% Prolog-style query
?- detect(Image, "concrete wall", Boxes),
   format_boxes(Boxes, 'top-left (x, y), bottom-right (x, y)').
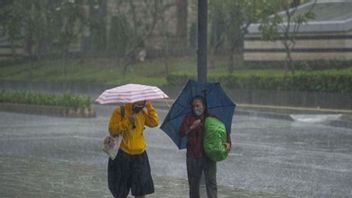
top-left (244, 32), bottom-right (352, 61)
top-left (244, 0), bottom-right (352, 62)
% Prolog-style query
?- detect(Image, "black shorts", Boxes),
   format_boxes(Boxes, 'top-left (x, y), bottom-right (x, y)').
top-left (108, 149), bottom-right (154, 197)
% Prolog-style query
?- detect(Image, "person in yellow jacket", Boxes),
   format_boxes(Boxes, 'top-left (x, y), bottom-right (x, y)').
top-left (107, 100), bottom-right (159, 198)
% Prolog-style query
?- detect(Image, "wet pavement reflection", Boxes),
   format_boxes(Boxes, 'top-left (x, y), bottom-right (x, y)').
top-left (0, 105), bottom-right (351, 198)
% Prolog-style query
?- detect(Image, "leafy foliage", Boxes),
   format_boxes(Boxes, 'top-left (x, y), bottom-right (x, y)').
top-left (167, 69), bottom-right (352, 93)
top-left (0, 0), bottom-right (92, 58)
top-left (259, 0), bottom-right (317, 73)
top-left (207, 0), bottom-right (278, 72)
top-left (0, 90), bottom-right (91, 108)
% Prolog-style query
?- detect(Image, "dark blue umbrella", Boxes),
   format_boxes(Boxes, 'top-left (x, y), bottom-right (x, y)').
top-left (160, 80), bottom-right (236, 149)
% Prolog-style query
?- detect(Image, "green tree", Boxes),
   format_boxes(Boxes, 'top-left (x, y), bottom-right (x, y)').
top-left (107, 0), bottom-right (174, 75)
top-left (51, 0), bottom-right (85, 58)
top-left (0, 0), bottom-right (88, 59)
top-left (0, 0), bottom-right (22, 56)
top-left (176, 0), bottom-right (188, 48)
top-left (208, 0), bottom-right (272, 72)
top-left (87, 0), bottom-right (108, 52)
top-left (259, 0), bottom-right (316, 74)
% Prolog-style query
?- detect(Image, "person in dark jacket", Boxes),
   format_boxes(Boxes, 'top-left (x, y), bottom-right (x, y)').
top-left (179, 96), bottom-right (231, 198)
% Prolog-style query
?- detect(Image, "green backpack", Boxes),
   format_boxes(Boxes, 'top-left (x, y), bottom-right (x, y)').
top-left (203, 117), bottom-right (228, 161)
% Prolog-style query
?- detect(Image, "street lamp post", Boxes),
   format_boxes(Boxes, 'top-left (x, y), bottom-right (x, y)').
top-left (197, 0), bottom-right (207, 83)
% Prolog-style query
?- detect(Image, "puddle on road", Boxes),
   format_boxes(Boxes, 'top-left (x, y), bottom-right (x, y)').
top-left (290, 114), bottom-right (342, 123)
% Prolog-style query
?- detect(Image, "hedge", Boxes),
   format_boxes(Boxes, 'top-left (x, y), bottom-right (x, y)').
top-left (166, 72), bottom-right (352, 93)
top-left (0, 90), bottom-right (91, 109)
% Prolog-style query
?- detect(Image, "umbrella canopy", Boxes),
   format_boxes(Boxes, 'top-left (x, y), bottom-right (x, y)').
top-left (95, 83), bottom-right (169, 104)
top-left (160, 80), bottom-right (236, 149)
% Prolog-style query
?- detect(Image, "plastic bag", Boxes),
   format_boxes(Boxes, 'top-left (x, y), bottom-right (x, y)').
top-left (203, 117), bottom-right (228, 161)
top-left (102, 135), bottom-right (123, 160)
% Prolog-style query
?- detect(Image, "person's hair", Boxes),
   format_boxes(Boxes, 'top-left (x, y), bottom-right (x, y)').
top-left (191, 95), bottom-right (205, 106)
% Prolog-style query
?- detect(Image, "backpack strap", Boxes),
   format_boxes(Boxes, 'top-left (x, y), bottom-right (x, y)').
top-left (120, 106), bottom-right (125, 120)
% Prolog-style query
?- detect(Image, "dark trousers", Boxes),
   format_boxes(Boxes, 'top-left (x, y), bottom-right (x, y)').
top-left (108, 150), bottom-right (154, 198)
top-left (186, 155), bottom-right (217, 198)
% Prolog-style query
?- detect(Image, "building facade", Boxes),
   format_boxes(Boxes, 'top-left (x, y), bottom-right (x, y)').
top-left (244, 0), bottom-right (352, 61)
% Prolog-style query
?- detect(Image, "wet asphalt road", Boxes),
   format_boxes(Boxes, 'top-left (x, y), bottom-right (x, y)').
top-left (0, 105), bottom-right (352, 198)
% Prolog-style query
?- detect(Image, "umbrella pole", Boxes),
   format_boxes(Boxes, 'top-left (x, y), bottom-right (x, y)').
top-left (197, 0), bottom-right (208, 83)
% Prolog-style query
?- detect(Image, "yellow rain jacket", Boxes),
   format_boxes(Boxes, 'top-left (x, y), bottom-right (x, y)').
top-left (108, 102), bottom-right (159, 155)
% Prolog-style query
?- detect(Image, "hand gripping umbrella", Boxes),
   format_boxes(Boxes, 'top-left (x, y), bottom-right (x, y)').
top-left (160, 80), bottom-right (236, 149)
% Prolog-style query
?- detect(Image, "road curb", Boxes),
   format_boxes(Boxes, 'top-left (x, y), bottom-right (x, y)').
top-left (152, 100), bottom-right (352, 129)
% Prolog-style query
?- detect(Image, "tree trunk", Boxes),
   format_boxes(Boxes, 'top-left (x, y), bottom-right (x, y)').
top-left (287, 48), bottom-right (295, 75)
top-left (25, 35), bottom-right (33, 58)
top-left (164, 54), bottom-right (169, 76)
top-left (10, 40), bottom-right (16, 58)
top-left (228, 35), bottom-right (244, 73)
top-left (176, 0), bottom-right (188, 48)
top-left (81, 0), bottom-right (91, 54)
top-left (228, 49), bottom-right (235, 73)
top-left (209, 46), bottom-right (216, 69)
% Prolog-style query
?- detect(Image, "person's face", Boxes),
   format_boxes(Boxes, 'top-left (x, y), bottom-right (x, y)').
top-left (132, 101), bottom-right (146, 113)
top-left (192, 99), bottom-right (204, 116)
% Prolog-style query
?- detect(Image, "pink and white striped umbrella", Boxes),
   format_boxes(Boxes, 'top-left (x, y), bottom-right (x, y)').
top-left (95, 83), bottom-right (169, 104)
